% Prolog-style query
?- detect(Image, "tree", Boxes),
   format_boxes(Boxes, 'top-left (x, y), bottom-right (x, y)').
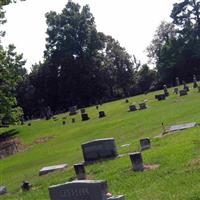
top-left (0, 0), bottom-right (26, 125)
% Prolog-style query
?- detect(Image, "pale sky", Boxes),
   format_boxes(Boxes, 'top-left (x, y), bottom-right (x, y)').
top-left (2, 0), bottom-right (178, 71)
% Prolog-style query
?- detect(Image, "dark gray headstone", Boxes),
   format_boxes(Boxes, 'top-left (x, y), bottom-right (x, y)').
top-left (69, 106), bottom-right (77, 116)
top-left (49, 180), bottom-right (108, 200)
top-left (72, 118), bottom-right (75, 123)
top-left (155, 94), bottom-right (166, 101)
top-left (99, 111), bottom-right (106, 118)
top-left (129, 105), bottom-right (137, 112)
top-left (81, 113), bottom-right (90, 121)
top-left (179, 90), bottom-right (187, 96)
top-left (82, 138), bottom-right (118, 163)
top-left (139, 102), bottom-right (147, 110)
top-left (140, 138), bottom-right (151, 151)
top-left (125, 99), bottom-right (129, 103)
top-left (21, 181), bottom-right (32, 191)
top-left (163, 85), bottom-right (169, 96)
top-left (74, 163), bottom-right (86, 180)
top-left (0, 186), bottom-right (7, 195)
top-left (129, 152), bottom-right (144, 172)
top-left (81, 108), bottom-right (86, 114)
top-left (39, 164), bottom-right (68, 176)
top-left (169, 122), bottom-right (197, 132)
top-left (173, 87), bottom-right (179, 94)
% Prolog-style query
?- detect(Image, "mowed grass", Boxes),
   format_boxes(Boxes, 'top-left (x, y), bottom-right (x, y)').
top-left (1, 84), bottom-right (200, 200)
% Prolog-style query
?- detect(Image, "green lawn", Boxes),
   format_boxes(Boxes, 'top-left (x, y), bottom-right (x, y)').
top-left (1, 84), bottom-right (200, 200)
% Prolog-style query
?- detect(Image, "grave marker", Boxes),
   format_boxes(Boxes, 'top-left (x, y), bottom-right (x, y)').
top-left (140, 138), bottom-right (151, 151)
top-left (179, 90), bottom-right (187, 96)
top-left (99, 111), bottom-right (106, 118)
top-left (81, 138), bottom-right (118, 163)
top-left (39, 164), bottom-right (68, 176)
top-left (155, 94), bottom-right (166, 101)
top-left (139, 102), bottom-right (147, 110)
top-left (129, 105), bottom-right (137, 112)
top-left (129, 152), bottom-right (144, 172)
top-left (69, 106), bottom-right (77, 116)
top-left (81, 113), bottom-right (90, 121)
top-left (0, 186), bottom-right (7, 195)
top-left (49, 180), bottom-right (108, 200)
top-left (74, 163), bottom-right (86, 180)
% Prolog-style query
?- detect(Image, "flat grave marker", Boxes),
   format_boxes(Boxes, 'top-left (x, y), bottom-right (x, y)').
top-left (39, 164), bottom-right (68, 176)
top-left (168, 122), bottom-right (197, 132)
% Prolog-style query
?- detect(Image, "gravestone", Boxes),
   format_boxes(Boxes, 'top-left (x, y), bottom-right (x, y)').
top-left (74, 163), bottom-right (86, 180)
top-left (99, 111), bottom-right (106, 118)
top-left (0, 186), bottom-right (7, 195)
top-left (129, 152), bottom-right (144, 172)
top-left (81, 138), bottom-right (118, 163)
top-left (81, 113), bottom-right (90, 121)
top-left (173, 87), bottom-right (179, 94)
top-left (140, 138), bottom-right (151, 151)
top-left (193, 74), bottom-right (198, 88)
top-left (62, 121), bottom-right (66, 125)
top-left (176, 77), bottom-right (180, 86)
top-left (72, 118), bottom-right (75, 123)
top-left (49, 180), bottom-right (108, 200)
top-left (69, 106), bottom-right (77, 116)
top-left (129, 105), bottom-right (137, 112)
top-left (28, 123), bottom-right (31, 126)
top-left (21, 181), bottom-right (32, 191)
top-left (169, 122), bottom-right (197, 132)
top-left (155, 94), bottom-right (166, 101)
top-left (179, 90), bottom-right (187, 96)
top-left (125, 99), bottom-right (129, 103)
top-left (198, 86), bottom-right (200, 92)
top-left (139, 102), bottom-right (147, 110)
top-left (96, 105), bottom-right (99, 110)
top-left (39, 164), bottom-right (68, 176)
top-left (81, 108), bottom-right (86, 114)
top-left (163, 85), bottom-right (169, 96)
top-left (108, 196), bottom-right (125, 200)
top-left (183, 81), bottom-right (189, 92)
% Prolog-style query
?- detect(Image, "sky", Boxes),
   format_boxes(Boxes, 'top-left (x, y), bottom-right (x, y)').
top-left (2, 0), bottom-right (178, 71)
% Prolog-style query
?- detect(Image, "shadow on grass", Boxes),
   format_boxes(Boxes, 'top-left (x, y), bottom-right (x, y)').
top-left (0, 129), bottom-right (19, 142)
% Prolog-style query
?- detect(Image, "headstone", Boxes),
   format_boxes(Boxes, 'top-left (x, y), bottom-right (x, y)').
top-left (96, 105), bottom-right (99, 110)
top-left (81, 113), bottom-right (90, 121)
top-left (169, 122), bottom-right (197, 132)
top-left (107, 196), bottom-right (125, 200)
top-left (155, 94), bottom-right (166, 101)
top-left (81, 108), bottom-right (86, 114)
top-left (74, 163), bottom-right (86, 180)
top-left (82, 138), bottom-right (118, 163)
top-left (139, 102), bottom-right (147, 110)
top-left (129, 105), bottom-right (137, 112)
top-left (72, 118), bottom-right (75, 123)
top-left (183, 81), bottom-right (189, 92)
top-left (62, 121), bottom-right (66, 125)
top-left (28, 123), bottom-right (31, 126)
top-left (163, 85), bottom-right (169, 96)
top-left (173, 87), bottom-right (179, 94)
top-left (99, 111), bottom-right (106, 118)
top-left (0, 186), bottom-right (7, 195)
top-left (49, 180), bottom-right (108, 200)
top-left (179, 90), bottom-right (187, 96)
top-left (198, 86), bottom-right (200, 92)
top-left (193, 74), bottom-right (198, 88)
top-left (140, 138), bottom-right (151, 151)
top-left (129, 152), bottom-right (144, 172)
top-left (125, 99), bottom-right (129, 103)
top-left (21, 181), bottom-right (32, 191)
top-left (176, 77), bottom-right (180, 86)
top-left (39, 164), bottom-right (68, 176)
top-left (69, 106), bottom-right (77, 116)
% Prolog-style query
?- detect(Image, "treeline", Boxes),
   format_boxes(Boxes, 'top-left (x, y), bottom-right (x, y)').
top-left (16, 2), bottom-right (157, 118)
top-left (1, 0), bottom-right (200, 123)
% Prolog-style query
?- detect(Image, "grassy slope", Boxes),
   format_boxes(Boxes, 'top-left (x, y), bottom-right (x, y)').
top-left (1, 84), bottom-right (200, 200)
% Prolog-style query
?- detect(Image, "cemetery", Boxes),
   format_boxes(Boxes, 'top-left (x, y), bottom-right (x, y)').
top-left (1, 84), bottom-right (200, 200)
